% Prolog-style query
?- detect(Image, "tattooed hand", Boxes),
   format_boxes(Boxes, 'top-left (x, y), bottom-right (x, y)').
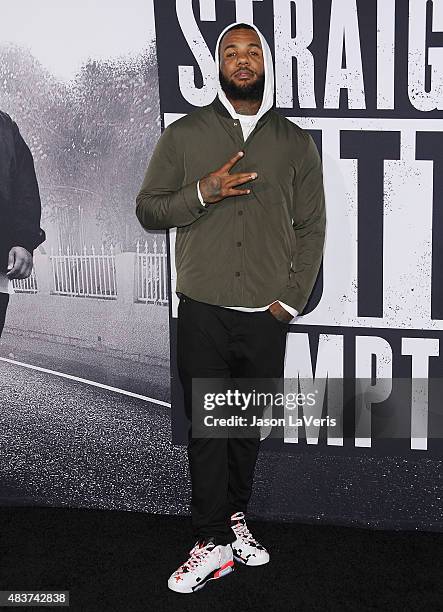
top-left (199, 151), bottom-right (257, 204)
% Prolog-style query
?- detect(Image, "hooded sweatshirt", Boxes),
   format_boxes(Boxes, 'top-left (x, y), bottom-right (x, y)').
top-left (214, 21), bottom-right (275, 141)
top-left (136, 25), bottom-right (326, 316)
top-left (198, 21), bottom-right (298, 318)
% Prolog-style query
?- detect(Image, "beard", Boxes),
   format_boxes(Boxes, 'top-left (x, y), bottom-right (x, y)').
top-left (219, 69), bottom-right (265, 101)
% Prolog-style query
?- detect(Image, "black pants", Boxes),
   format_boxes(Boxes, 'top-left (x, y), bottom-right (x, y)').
top-left (0, 293), bottom-right (9, 338)
top-left (177, 294), bottom-right (288, 545)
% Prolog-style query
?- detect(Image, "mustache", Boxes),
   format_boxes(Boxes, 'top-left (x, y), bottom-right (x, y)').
top-left (233, 68), bottom-right (254, 76)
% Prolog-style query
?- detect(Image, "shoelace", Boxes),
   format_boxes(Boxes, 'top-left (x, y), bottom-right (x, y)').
top-left (232, 520), bottom-right (258, 545)
top-left (180, 543), bottom-right (213, 572)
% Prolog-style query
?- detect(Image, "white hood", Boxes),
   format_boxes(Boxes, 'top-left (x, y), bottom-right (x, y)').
top-left (214, 22), bottom-right (274, 122)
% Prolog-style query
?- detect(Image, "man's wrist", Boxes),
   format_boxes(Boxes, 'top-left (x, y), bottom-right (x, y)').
top-left (269, 301), bottom-right (295, 323)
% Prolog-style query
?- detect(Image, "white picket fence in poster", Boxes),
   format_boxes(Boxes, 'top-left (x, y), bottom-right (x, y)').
top-left (12, 269), bottom-right (38, 293)
top-left (136, 239), bottom-right (168, 305)
top-left (12, 240), bottom-right (169, 304)
top-left (50, 244), bottom-right (117, 299)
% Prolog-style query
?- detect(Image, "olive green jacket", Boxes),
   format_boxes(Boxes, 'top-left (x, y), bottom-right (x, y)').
top-left (136, 98), bottom-right (326, 314)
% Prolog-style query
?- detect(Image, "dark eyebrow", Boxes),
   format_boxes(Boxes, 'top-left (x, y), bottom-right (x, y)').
top-left (222, 43), bottom-right (262, 52)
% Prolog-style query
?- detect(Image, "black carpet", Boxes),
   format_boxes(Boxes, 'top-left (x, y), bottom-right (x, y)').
top-left (1, 506), bottom-right (442, 611)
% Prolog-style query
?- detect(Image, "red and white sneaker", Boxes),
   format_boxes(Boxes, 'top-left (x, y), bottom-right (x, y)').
top-left (230, 512), bottom-right (270, 566)
top-left (168, 537), bottom-right (234, 593)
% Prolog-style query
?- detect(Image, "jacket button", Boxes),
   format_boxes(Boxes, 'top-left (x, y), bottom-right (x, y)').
top-left (236, 241), bottom-right (242, 247)
top-left (235, 271), bottom-right (241, 277)
top-left (238, 210), bottom-right (243, 216)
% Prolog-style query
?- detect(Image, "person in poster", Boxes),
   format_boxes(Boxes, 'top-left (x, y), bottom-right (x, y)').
top-left (136, 22), bottom-right (326, 593)
top-left (0, 111), bottom-right (46, 337)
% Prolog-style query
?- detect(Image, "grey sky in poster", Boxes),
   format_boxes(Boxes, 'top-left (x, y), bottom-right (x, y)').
top-left (0, 0), bottom-right (156, 81)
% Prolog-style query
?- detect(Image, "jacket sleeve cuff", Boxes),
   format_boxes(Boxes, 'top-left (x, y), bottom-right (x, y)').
top-left (277, 283), bottom-right (308, 315)
top-left (182, 181), bottom-right (210, 220)
top-left (277, 301), bottom-right (298, 319)
top-left (196, 181), bottom-right (207, 207)
top-left (9, 228), bottom-right (46, 255)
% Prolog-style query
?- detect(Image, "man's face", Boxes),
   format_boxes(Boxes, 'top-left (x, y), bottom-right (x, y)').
top-left (219, 28), bottom-right (265, 101)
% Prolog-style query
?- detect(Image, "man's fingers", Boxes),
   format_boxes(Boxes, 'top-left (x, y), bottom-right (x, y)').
top-left (6, 263), bottom-right (21, 278)
top-left (6, 251), bottom-right (14, 273)
top-left (201, 165), bottom-right (257, 202)
top-left (225, 187), bottom-right (251, 197)
top-left (19, 261), bottom-right (32, 279)
top-left (6, 255), bottom-right (26, 279)
top-left (218, 151), bottom-right (244, 174)
top-left (225, 172), bottom-right (257, 188)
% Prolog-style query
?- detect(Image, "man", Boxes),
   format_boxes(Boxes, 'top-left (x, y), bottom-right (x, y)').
top-left (0, 111), bottom-right (46, 338)
top-left (136, 22), bottom-right (326, 593)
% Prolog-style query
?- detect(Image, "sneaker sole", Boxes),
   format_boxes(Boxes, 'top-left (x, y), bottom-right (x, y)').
top-left (168, 560), bottom-right (235, 594)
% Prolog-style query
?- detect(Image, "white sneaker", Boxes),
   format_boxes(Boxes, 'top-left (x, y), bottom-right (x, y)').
top-left (230, 512), bottom-right (270, 566)
top-left (168, 537), bottom-right (234, 593)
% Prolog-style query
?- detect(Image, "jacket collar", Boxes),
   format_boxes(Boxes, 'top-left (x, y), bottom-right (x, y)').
top-left (210, 95), bottom-right (274, 130)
